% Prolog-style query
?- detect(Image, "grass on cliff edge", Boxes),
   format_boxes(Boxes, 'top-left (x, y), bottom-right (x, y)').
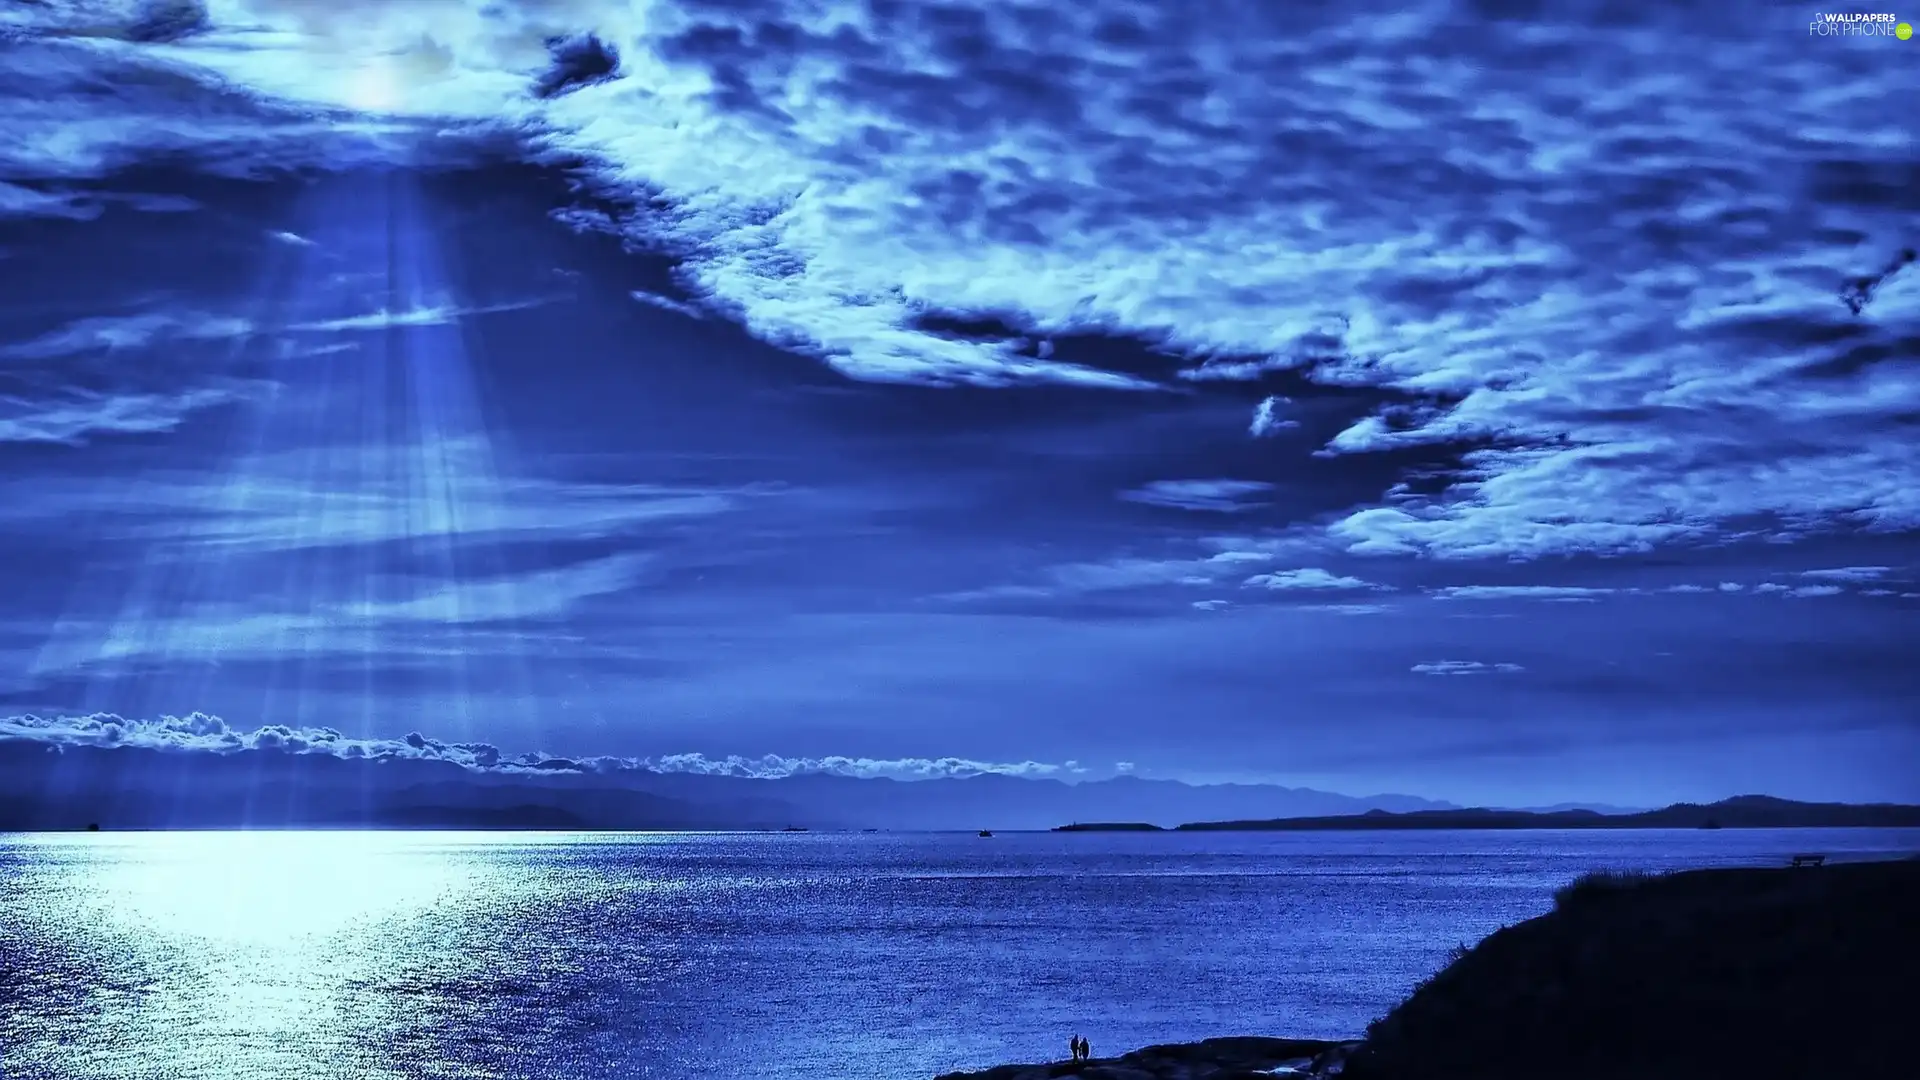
top-left (1346, 858), bottom-right (1920, 1080)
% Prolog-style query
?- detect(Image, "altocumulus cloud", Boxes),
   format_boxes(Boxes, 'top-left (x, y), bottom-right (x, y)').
top-left (1800, 566), bottom-right (1895, 583)
top-left (1431, 586), bottom-right (1616, 603)
top-left (0, 713), bottom-right (1086, 780)
top-left (1244, 568), bottom-right (1385, 592)
top-left (4, 0), bottom-right (1918, 563)
top-left (1410, 661), bottom-right (1525, 676)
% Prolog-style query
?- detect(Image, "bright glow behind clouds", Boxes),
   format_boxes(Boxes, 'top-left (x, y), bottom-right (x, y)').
top-left (10, 0), bottom-right (1909, 561)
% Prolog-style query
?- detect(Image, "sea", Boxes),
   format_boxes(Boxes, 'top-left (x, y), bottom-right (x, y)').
top-left (3, 827), bottom-right (1916, 1080)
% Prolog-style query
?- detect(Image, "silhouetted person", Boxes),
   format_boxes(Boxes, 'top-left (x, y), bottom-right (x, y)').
top-left (1079, 1036), bottom-right (1091, 1061)
top-left (1069, 1034), bottom-right (1080, 1062)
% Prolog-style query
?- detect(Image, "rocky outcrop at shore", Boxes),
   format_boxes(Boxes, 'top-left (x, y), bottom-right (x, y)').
top-left (932, 1036), bottom-right (1357, 1080)
top-left (1343, 857), bottom-right (1919, 1080)
top-left (935, 857), bottom-right (1919, 1080)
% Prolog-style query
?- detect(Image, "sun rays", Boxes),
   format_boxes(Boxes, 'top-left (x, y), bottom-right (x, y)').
top-left (24, 171), bottom-right (601, 797)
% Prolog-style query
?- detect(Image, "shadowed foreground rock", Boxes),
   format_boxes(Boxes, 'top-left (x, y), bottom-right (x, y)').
top-left (1344, 858), bottom-right (1920, 1080)
top-left (936, 858), bottom-right (1919, 1080)
top-left (932, 1036), bottom-right (1353, 1080)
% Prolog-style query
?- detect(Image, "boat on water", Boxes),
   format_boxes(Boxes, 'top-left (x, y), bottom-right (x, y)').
top-left (978, 829), bottom-right (993, 837)
top-left (781, 826), bottom-right (808, 832)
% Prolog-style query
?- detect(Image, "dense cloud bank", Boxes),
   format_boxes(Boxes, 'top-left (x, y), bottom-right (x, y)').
top-left (3, 0), bottom-right (1915, 560)
top-left (0, 712), bottom-right (1083, 780)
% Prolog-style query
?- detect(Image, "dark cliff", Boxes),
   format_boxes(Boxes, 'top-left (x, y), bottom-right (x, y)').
top-left (1346, 858), bottom-right (1920, 1080)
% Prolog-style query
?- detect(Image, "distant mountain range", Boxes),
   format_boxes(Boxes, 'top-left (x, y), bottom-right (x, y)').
top-left (10, 742), bottom-right (1895, 834)
top-left (0, 740), bottom-right (1460, 832)
top-left (1157, 795), bottom-right (1920, 831)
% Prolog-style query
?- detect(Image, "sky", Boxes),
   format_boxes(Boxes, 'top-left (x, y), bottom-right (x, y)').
top-left (0, 0), bottom-right (1916, 807)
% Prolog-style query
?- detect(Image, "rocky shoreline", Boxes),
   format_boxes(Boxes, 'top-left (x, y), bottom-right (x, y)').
top-left (932, 1036), bottom-right (1361, 1080)
top-left (932, 857), bottom-right (1920, 1080)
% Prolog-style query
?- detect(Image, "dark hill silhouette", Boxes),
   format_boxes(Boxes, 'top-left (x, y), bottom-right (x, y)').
top-left (1344, 858), bottom-right (1920, 1080)
top-left (1173, 795), bottom-right (1920, 831)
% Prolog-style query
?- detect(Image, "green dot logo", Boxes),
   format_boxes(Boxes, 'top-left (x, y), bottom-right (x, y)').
top-left (1899, 21), bottom-right (1914, 39)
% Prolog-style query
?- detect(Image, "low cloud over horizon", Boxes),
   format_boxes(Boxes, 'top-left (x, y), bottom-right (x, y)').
top-left (0, 712), bottom-right (1096, 782)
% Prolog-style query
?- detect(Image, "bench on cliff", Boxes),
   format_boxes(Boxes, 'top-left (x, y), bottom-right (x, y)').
top-left (1789, 853), bottom-right (1826, 868)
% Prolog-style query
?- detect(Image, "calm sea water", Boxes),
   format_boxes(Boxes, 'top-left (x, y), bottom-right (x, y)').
top-left (2, 828), bottom-right (1916, 1080)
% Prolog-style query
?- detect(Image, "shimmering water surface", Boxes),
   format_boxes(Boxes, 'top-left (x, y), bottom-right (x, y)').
top-left (3, 828), bottom-right (1916, 1080)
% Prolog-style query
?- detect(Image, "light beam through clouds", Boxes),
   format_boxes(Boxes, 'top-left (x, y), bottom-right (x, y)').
top-left (22, 174), bottom-right (621, 747)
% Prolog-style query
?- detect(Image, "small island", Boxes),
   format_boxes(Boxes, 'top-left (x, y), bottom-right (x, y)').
top-left (933, 856), bottom-right (1920, 1079)
top-left (1051, 822), bottom-right (1164, 832)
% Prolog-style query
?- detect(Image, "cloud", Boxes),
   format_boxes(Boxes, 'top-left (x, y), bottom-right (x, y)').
top-left (1840, 247), bottom-right (1915, 316)
top-left (1249, 395), bottom-right (1300, 437)
top-left (0, 311), bottom-right (253, 360)
top-left (0, 712), bottom-right (1085, 780)
top-left (0, 182), bottom-right (200, 221)
top-left (0, 385), bottom-right (248, 444)
top-left (267, 229), bottom-right (315, 247)
top-left (0, 711), bottom-right (503, 764)
top-left (534, 32), bottom-right (623, 100)
top-left (1191, 599), bottom-right (1230, 611)
top-left (1297, 603), bottom-right (1392, 616)
top-left (1045, 557), bottom-right (1215, 592)
top-left (0, 29), bottom-right (490, 186)
top-left (1120, 479), bottom-right (1274, 514)
top-left (630, 288), bottom-right (707, 319)
top-left (1801, 566), bottom-right (1893, 582)
top-left (1244, 568), bottom-right (1384, 592)
top-left (1430, 585), bottom-right (1615, 602)
top-left (287, 298), bottom-right (553, 332)
top-left (341, 553), bottom-right (655, 625)
top-left (4, 2), bottom-right (1918, 562)
top-left (0, 440), bottom-right (755, 550)
top-left (945, 543), bottom-right (1300, 604)
top-left (0, 181), bottom-right (102, 221)
top-left (1410, 660), bottom-right (1525, 676)
top-left (639, 751), bottom-right (1080, 781)
top-left (1752, 582), bottom-right (1848, 598)
top-left (949, 539), bottom-right (1390, 606)
top-left (24, 549), bottom-right (669, 674)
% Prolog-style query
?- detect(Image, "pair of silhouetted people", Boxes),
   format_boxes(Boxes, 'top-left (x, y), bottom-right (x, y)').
top-left (1068, 1034), bottom-right (1090, 1062)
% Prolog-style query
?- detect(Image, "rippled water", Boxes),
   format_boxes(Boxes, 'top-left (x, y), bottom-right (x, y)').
top-left (3, 828), bottom-right (1916, 1080)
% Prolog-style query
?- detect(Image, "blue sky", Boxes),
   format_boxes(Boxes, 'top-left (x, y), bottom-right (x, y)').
top-left (0, 0), bottom-right (1916, 805)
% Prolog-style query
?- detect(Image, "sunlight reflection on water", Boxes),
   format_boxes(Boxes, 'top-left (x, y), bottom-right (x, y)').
top-left (0, 831), bottom-right (687, 1080)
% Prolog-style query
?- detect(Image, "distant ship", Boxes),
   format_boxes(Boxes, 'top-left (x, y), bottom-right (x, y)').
top-left (978, 829), bottom-right (993, 837)
top-left (781, 826), bottom-right (808, 832)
